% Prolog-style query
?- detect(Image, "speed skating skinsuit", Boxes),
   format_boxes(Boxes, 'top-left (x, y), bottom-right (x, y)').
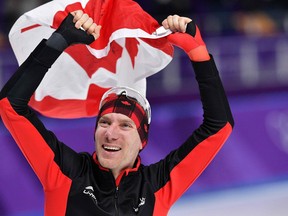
top-left (0, 16), bottom-right (234, 216)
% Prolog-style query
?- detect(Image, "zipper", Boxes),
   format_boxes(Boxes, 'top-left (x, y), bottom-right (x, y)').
top-left (114, 186), bottom-right (119, 216)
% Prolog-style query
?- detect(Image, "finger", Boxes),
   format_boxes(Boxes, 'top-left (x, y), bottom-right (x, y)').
top-left (178, 17), bottom-right (192, 33)
top-left (91, 25), bottom-right (102, 40)
top-left (87, 23), bottom-right (97, 35)
top-left (82, 17), bottom-right (94, 30)
top-left (162, 19), bottom-right (168, 29)
top-left (166, 15), bottom-right (174, 31)
top-left (75, 13), bottom-right (90, 29)
top-left (71, 10), bottom-right (83, 23)
top-left (167, 15), bottom-right (180, 32)
top-left (172, 15), bottom-right (181, 31)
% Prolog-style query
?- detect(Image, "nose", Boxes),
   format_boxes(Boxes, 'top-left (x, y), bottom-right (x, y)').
top-left (105, 124), bottom-right (119, 141)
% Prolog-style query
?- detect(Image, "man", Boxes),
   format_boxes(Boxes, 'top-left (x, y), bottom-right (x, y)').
top-left (0, 11), bottom-right (234, 216)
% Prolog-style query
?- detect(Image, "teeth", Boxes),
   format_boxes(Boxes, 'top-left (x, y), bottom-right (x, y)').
top-left (103, 145), bottom-right (121, 151)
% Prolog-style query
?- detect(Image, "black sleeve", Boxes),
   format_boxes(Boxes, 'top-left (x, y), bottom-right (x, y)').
top-left (0, 39), bottom-right (61, 105)
top-left (0, 40), bottom-right (87, 185)
top-left (144, 55), bottom-right (234, 210)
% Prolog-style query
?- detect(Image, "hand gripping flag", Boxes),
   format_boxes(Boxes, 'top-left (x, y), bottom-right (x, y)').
top-left (8, 0), bottom-right (173, 118)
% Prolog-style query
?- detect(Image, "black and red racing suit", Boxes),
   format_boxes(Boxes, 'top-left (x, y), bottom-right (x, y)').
top-left (0, 40), bottom-right (234, 216)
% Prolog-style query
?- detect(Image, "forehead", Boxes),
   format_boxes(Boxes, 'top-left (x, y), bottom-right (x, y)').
top-left (100, 113), bottom-right (135, 124)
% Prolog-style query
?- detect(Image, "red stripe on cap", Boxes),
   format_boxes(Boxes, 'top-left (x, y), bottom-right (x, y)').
top-left (98, 104), bottom-right (141, 128)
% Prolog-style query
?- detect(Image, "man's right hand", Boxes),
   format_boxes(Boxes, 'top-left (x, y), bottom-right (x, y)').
top-left (55, 11), bottom-right (101, 46)
top-left (71, 10), bottom-right (102, 41)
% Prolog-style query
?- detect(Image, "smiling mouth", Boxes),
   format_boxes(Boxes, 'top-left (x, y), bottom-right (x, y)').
top-left (102, 145), bottom-right (121, 152)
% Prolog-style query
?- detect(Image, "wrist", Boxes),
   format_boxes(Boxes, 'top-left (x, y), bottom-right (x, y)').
top-left (46, 32), bottom-right (68, 52)
top-left (188, 46), bottom-right (210, 62)
top-left (34, 39), bottom-right (63, 68)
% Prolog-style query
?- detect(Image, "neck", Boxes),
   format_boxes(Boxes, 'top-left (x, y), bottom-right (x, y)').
top-left (111, 156), bottom-right (140, 180)
top-left (112, 169), bottom-right (122, 180)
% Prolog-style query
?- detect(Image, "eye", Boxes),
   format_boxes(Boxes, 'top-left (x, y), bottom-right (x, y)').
top-left (120, 122), bottom-right (133, 129)
top-left (98, 119), bottom-right (110, 127)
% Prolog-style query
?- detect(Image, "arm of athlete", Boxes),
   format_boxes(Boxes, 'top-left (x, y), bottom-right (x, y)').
top-left (0, 11), bottom-right (100, 190)
top-left (147, 15), bottom-right (234, 215)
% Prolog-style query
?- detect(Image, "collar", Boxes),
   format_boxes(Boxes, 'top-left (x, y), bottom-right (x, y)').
top-left (92, 152), bottom-right (141, 186)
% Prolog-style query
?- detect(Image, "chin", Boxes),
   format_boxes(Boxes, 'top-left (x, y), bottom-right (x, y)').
top-left (98, 157), bottom-right (117, 170)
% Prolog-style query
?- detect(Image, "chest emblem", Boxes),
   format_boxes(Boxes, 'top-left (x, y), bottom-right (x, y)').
top-left (133, 197), bottom-right (146, 212)
top-left (83, 186), bottom-right (98, 204)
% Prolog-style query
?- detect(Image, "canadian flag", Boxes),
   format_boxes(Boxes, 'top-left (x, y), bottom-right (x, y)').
top-left (9, 0), bottom-right (174, 118)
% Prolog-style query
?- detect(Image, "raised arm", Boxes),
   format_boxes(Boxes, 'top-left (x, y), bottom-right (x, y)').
top-left (0, 12), bottom-right (100, 190)
top-left (147, 15), bottom-right (234, 215)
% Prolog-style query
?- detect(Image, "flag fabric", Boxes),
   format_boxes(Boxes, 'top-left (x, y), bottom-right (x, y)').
top-left (9, 0), bottom-right (174, 118)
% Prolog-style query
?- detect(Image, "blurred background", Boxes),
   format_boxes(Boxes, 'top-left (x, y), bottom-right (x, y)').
top-left (1, 0), bottom-right (288, 215)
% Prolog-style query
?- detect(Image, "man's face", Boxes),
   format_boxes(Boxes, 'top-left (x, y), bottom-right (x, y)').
top-left (95, 113), bottom-right (142, 175)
